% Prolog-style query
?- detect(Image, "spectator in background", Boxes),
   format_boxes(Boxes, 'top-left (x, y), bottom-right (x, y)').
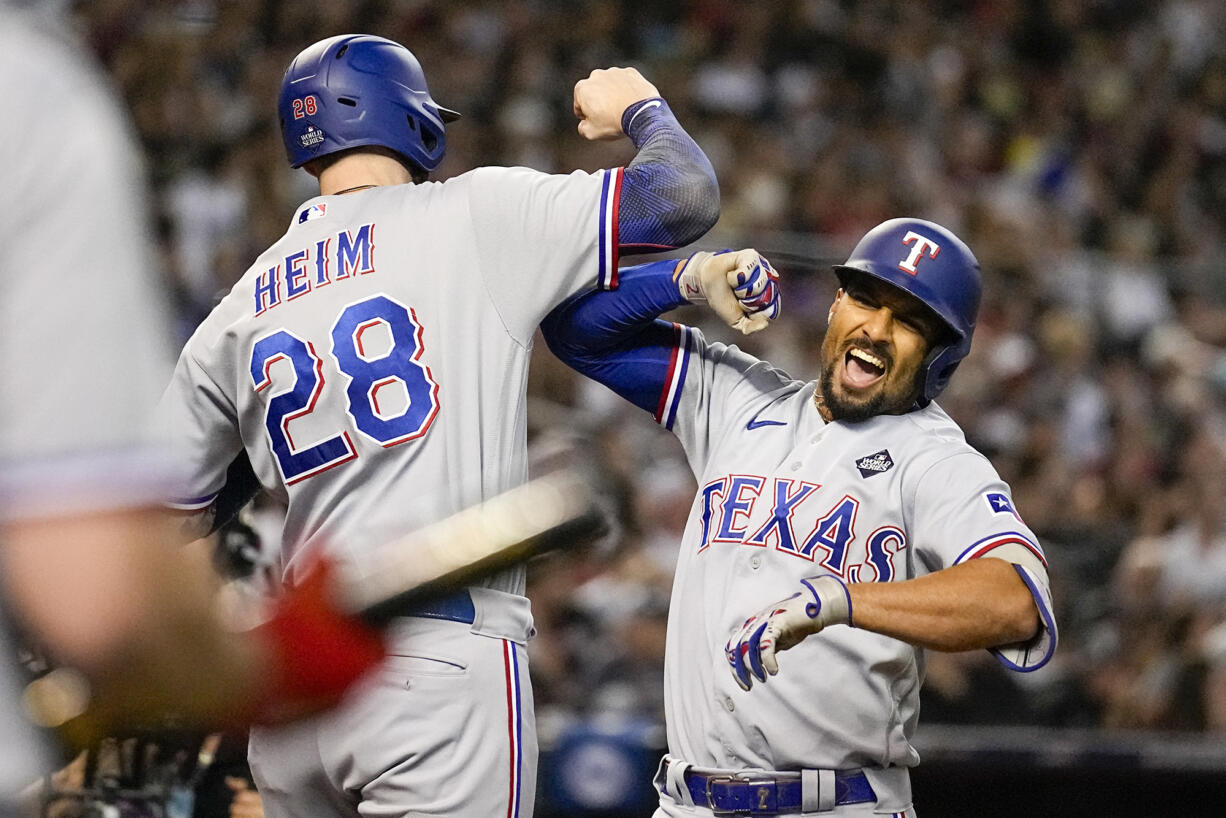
top-left (226, 777), bottom-right (265, 818)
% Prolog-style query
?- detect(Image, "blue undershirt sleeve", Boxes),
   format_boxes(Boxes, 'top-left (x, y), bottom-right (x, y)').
top-left (618, 99), bottom-right (720, 253)
top-left (541, 259), bottom-right (690, 414)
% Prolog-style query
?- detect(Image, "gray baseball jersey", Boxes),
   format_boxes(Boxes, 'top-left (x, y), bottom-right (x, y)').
top-left (158, 165), bottom-right (621, 817)
top-left (161, 166), bottom-right (620, 584)
top-left (0, 3), bottom-right (175, 800)
top-left (658, 331), bottom-right (1055, 809)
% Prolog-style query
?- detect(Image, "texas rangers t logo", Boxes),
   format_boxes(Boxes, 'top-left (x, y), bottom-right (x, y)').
top-left (898, 231), bottom-right (941, 275)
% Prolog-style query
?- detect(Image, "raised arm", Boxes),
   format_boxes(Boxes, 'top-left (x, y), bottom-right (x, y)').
top-left (543, 258), bottom-right (688, 414)
top-left (573, 68), bottom-right (720, 251)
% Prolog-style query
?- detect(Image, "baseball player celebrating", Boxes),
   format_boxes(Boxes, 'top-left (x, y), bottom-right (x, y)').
top-left (157, 33), bottom-right (720, 818)
top-left (542, 220), bottom-right (1056, 816)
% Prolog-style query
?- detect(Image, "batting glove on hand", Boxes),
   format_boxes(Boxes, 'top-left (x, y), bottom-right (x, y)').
top-left (725, 575), bottom-right (852, 691)
top-left (675, 249), bottom-right (781, 335)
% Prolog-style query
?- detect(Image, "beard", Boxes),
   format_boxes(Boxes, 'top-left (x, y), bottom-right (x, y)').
top-left (817, 353), bottom-right (917, 422)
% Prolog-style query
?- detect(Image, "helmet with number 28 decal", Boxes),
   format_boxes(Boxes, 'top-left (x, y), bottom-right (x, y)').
top-left (278, 34), bottom-right (460, 173)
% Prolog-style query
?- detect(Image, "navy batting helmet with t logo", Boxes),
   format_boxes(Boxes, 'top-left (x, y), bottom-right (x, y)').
top-left (278, 34), bottom-right (460, 171)
top-left (833, 218), bottom-right (981, 405)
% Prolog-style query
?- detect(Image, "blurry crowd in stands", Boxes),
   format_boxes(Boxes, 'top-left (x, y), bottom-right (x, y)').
top-left (75, 0), bottom-right (1226, 737)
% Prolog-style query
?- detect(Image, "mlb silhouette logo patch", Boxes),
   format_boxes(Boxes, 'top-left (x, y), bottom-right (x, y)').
top-left (298, 203), bottom-right (327, 224)
top-left (855, 450), bottom-right (894, 478)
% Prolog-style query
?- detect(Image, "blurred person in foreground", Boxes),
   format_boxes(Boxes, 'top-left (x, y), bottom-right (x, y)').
top-left (0, 6), bottom-right (387, 811)
top-left (543, 220), bottom-right (1056, 816)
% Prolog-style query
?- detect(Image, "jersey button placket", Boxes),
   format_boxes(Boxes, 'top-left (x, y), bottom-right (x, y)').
top-left (791, 427), bottom-right (825, 471)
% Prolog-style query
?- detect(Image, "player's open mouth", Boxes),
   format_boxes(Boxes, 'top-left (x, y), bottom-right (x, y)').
top-left (842, 347), bottom-right (886, 389)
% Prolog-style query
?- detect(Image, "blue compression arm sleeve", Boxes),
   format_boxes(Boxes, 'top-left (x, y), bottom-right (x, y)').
top-left (542, 259), bottom-right (690, 416)
top-left (618, 99), bottom-right (720, 252)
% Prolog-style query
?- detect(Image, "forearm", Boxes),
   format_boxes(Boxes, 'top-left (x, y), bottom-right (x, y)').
top-left (2, 509), bottom-right (224, 665)
top-left (542, 259), bottom-right (687, 414)
top-left (544, 259), bottom-right (686, 355)
top-left (619, 99), bottom-right (720, 251)
top-left (10, 507), bottom-right (384, 743)
top-left (848, 558), bottom-right (1040, 651)
top-left (4, 509), bottom-right (265, 738)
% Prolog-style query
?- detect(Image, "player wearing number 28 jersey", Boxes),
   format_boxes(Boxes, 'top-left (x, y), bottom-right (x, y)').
top-left (158, 35), bottom-right (718, 818)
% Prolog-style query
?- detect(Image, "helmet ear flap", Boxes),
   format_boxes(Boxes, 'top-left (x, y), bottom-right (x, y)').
top-left (917, 342), bottom-right (966, 406)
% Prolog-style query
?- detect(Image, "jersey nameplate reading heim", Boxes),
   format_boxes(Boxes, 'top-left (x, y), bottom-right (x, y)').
top-left (254, 223), bottom-right (376, 315)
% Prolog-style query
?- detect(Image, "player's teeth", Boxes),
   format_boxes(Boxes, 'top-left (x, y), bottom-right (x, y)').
top-left (849, 348), bottom-right (884, 369)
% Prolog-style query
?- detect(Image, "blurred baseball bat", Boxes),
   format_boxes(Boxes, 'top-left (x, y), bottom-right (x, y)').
top-left (22, 469), bottom-right (606, 743)
top-left (336, 468), bottom-right (607, 626)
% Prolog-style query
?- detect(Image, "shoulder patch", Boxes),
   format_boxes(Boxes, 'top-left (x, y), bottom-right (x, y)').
top-left (985, 491), bottom-right (1023, 522)
top-left (855, 449), bottom-right (894, 478)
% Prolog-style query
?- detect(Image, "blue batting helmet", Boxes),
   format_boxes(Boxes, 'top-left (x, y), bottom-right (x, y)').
top-left (278, 34), bottom-right (460, 171)
top-left (833, 217), bottom-right (981, 405)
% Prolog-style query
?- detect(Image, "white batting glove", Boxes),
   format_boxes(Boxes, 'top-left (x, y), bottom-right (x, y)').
top-left (724, 575), bottom-right (852, 691)
top-left (675, 249), bottom-right (781, 335)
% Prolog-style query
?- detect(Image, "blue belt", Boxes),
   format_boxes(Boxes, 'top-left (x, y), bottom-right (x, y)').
top-left (402, 590), bottom-right (475, 624)
top-left (679, 766), bottom-right (875, 814)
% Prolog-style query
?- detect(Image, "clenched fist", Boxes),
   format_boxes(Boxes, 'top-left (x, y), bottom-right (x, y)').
top-left (674, 249), bottom-right (782, 335)
top-left (573, 67), bottom-right (661, 140)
